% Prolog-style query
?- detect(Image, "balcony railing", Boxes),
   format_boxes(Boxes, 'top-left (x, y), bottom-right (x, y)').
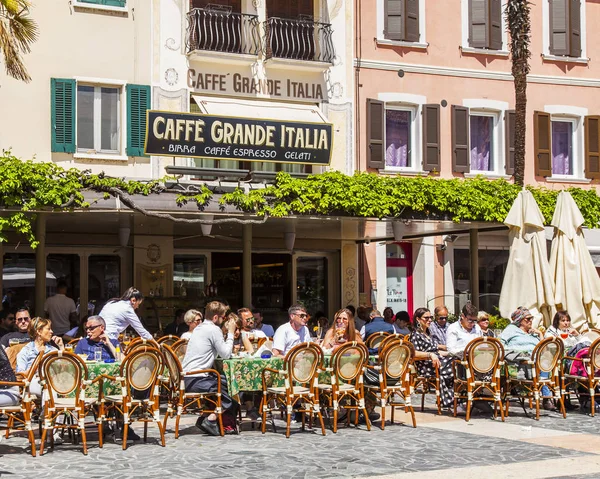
top-left (186, 7), bottom-right (261, 56)
top-left (264, 17), bottom-right (335, 63)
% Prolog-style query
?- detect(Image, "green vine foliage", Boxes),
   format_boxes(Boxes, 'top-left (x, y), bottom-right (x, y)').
top-left (4, 151), bottom-right (600, 248)
top-left (220, 171), bottom-right (600, 228)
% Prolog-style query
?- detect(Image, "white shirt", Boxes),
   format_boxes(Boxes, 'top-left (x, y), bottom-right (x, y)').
top-left (44, 293), bottom-right (76, 335)
top-left (446, 321), bottom-right (482, 355)
top-left (272, 322), bottom-right (311, 355)
top-left (180, 331), bottom-right (192, 341)
top-left (359, 325), bottom-right (366, 340)
top-left (257, 323), bottom-right (275, 337)
top-left (182, 321), bottom-right (233, 377)
top-left (99, 300), bottom-right (152, 340)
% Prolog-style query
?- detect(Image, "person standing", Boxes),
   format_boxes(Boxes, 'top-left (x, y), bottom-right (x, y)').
top-left (99, 287), bottom-right (152, 341)
top-left (44, 281), bottom-right (78, 337)
top-left (182, 301), bottom-right (239, 435)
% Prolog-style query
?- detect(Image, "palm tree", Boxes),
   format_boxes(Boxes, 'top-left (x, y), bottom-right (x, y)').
top-left (505, 0), bottom-right (531, 187)
top-left (0, 0), bottom-right (38, 82)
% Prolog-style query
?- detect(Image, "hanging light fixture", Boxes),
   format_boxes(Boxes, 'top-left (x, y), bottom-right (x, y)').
top-left (201, 215), bottom-right (214, 236)
top-left (118, 226), bottom-right (130, 247)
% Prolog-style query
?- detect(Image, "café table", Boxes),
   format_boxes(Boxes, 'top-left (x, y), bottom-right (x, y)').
top-left (80, 361), bottom-right (121, 397)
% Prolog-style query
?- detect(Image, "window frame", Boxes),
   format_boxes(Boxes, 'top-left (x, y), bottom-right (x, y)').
top-left (384, 103), bottom-right (419, 172)
top-left (72, 0), bottom-right (128, 13)
top-left (461, 0), bottom-right (508, 54)
top-left (549, 115), bottom-right (580, 179)
top-left (376, 0), bottom-right (427, 48)
top-left (77, 84), bottom-right (122, 155)
top-left (468, 110), bottom-right (499, 174)
top-left (543, 0), bottom-right (587, 61)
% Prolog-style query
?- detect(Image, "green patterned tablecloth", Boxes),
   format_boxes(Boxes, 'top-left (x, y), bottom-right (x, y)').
top-left (82, 361), bottom-right (121, 398)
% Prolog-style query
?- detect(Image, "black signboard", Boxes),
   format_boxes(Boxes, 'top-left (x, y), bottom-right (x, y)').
top-left (144, 110), bottom-right (333, 165)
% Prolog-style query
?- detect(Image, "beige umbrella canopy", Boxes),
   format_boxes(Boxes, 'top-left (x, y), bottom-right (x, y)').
top-left (549, 191), bottom-right (600, 331)
top-left (499, 189), bottom-right (555, 328)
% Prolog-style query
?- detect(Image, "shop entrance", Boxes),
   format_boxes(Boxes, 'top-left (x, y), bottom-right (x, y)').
top-left (385, 243), bottom-right (413, 317)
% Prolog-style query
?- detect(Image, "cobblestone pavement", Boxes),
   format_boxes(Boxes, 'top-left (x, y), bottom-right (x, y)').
top-left (2, 401), bottom-right (600, 479)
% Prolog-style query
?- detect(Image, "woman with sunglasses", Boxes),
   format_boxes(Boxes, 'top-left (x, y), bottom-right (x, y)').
top-left (321, 308), bottom-right (363, 352)
top-left (409, 307), bottom-right (455, 409)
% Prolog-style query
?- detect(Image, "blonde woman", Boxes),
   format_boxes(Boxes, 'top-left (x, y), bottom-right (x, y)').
top-left (180, 309), bottom-right (203, 341)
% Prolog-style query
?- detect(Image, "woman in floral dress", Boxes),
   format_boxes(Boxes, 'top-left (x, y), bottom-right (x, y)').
top-left (409, 307), bottom-right (455, 408)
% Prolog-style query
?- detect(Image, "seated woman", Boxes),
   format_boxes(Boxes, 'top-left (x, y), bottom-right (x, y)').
top-left (0, 345), bottom-right (20, 407)
top-left (223, 313), bottom-right (252, 354)
top-left (500, 307), bottom-right (554, 410)
top-left (321, 308), bottom-right (363, 352)
top-left (545, 310), bottom-right (579, 350)
top-left (477, 311), bottom-right (494, 337)
top-left (16, 317), bottom-right (64, 397)
top-left (409, 308), bottom-right (455, 410)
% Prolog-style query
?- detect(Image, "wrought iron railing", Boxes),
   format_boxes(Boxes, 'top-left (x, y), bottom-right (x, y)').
top-left (264, 16), bottom-right (335, 63)
top-left (186, 7), bottom-right (261, 55)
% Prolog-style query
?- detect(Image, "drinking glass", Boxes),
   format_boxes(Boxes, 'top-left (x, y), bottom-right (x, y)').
top-left (64, 344), bottom-right (74, 353)
top-left (94, 346), bottom-right (103, 362)
top-left (8, 338), bottom-right (20, 347)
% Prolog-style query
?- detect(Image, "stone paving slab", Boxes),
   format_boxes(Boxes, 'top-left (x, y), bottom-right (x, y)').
top-left (0, 414), bottom-right (589, 479)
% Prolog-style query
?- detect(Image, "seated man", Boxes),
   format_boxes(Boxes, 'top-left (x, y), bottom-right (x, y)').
top-left (446, 302), bottom-right (482, 357)
top-left (362, 309), bottom-right (395, 341)
top-left (428, 305), bottom-right (449, 351)
top-left (0, 310), bottom-right (15, 339)
top-left (74, 315), bottom-right (118, 361)
top-left (252, 309), bottom-right (274, 338)
top-left (238, 308), bottom-right (267, 348)
top-left (182, 300), bottom-right (239, 435)
top-left (0, 308), bottom-right (32, 348)
top-left (272, 304), bottom-right (311, 357)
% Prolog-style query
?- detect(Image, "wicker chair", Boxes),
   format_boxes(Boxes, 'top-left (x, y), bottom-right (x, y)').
top-left (452, 337), bottom-right (505, 422)
top-left (411, 358), bottom-right (442, 415)
top-left (317, 341), bottom-right (370, 433)
top-left (0, 349), bottom-right (39, 456)
top-left (157, 335), bottom-right (178, 347)
top-left (364, 338), bottom-right (416, 430)
top-left (260, 342), bottom-right (326, 438)
top-left (98, 346), bottom-right (166, 450)
top-left (38, 350), bottom-right (100, 455)
top-left (160, 343), bottom-right (224, 438)
top-left (123, 337), bottom-right (160, 354)
top-left (504, 337), bottom-right (566, 420)
top-left (378, 333), bottom-right (407, 352)
top-left (562, 337), bottom-right (600, 416)
top-left (6, 341), bottom-right (28, 371)
top-left (171, 339), bottom-right (189, 362)
top-left (365, 331), bottom-right (391, 350)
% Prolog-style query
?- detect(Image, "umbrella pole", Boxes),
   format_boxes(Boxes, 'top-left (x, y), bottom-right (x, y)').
top-left (470, 229), bottom-right (479, 307)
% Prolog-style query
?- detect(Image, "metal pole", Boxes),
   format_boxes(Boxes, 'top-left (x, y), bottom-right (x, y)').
top-left (243, 224), bottom-right (252, 307)
top-left (469, 229), bottom-right (479, 308)
top-left (35, 214), bottom-right (47, 317)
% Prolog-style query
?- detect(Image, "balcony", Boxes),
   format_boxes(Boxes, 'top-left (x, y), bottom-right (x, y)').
top-left (186, 6), bottom-right (261, 61)
top-left (264, 16), bottom-right (335, 66)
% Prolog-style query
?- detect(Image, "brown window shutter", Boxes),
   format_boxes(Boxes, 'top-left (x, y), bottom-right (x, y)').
top-left (452, 105), bottom-right (470, 173)
top-left (550, 0), bottom-right (569, 56)
top-left (405, 0), bottom-right (420, 42)
top-left (570, 0), bottom-right (581, 57)
top-left (489, 0), bottom-right (502, 50)
top-left (385, 0), bottom-right (404, 41)
top-left (534, 111), bottom-right (552, 177)
top-left (585, 116), bottom-right (600, 179)
top-left (422, 104), bottom-right (440, 172)
top-left (367, 99), bottom-right (385, 169)
top-left (469, 0), bottom-right (488, 48)
top-left (505, 110), bottom-right (516, 176)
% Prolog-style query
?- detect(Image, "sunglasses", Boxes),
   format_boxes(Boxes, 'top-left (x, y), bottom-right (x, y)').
top-left (421, 316), bottom-right (433, 320)
top-left (295, 313), bottom-right (308, 319)
top-left (85, 324), bottom-right (101, 331)
top-left (16, 317), bottom-right (30, 322)
top-left (437, 316), bottom-right (448, 320)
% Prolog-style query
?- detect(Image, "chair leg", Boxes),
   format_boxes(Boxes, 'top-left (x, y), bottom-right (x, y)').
top-left (156, 416), bottom-right (166, 446)
top-left (80, 414), bottom-right (88, 456)
top-left (535, 390), bottom-right (541, 421)
top-left (260, 395), bottom-right (267, 434)
top-left (24, 407), bottom-right (37, 457)
top-left (39, 423), bottom-right (48, 456)
top-left (122, 414), bottom-right (129, 451)
top-left (6, 416), bottom-right (13, 438)
top-left (590, 384), bottom-right (595, 417)
top-left (465, 399), bottom-right (472, 422)
top-left (285, 402), bottom-right (292, 438)
top-left (315, 402), bottom-right (326, 436)
top-left (380, 399), bottom-right (386, 431)
top-left (332, 399), bottom-right (338, 434)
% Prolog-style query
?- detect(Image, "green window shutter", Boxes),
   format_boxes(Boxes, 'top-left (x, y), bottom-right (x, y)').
top-left (51, 78), bottom-right (76, 153)
top-left (127, 84), bottom-right (151, 157)
top-left (79, 0), bottom-right (126, 7)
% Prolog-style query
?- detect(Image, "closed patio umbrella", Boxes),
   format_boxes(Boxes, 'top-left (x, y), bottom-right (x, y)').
top-left (499, 189), bottom-right (555, 328)
top-left (549, 191), bottom-right (600, 330)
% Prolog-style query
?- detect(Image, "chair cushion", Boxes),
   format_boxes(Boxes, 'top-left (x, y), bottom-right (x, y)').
top-left (54, 397), bottom-right (97, 407)
top-left (267, 386), bottom-right (310, 394)
top-left (104, 395), bottom-right (142, 404)
top-left (317, 383), bottom-right (355, 391)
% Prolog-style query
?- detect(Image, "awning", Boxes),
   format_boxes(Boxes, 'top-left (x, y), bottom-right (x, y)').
top-left (191, 95), bottom-right (329, 123)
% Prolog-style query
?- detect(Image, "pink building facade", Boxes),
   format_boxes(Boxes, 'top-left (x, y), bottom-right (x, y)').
top-left (355, 0), bottom-right (600, 316)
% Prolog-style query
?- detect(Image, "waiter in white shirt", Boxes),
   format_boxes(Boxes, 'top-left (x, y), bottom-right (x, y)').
top-left (99, 287), bottom-right (152, 341)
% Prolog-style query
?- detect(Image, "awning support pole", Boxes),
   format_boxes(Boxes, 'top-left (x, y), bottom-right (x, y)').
top-left (35, 214), bottom-right (47, 317)
top-left (243, 224), bottom-right (252, 307)
top-left (469, 229), bottom-right (479, 308)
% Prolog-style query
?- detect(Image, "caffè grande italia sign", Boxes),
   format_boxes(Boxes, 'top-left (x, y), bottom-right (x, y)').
top-left (144, 110), bottom-right (333, 165)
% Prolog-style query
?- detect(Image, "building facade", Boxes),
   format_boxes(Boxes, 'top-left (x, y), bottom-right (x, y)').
top-left (356, 0), bottom-right (600, 316)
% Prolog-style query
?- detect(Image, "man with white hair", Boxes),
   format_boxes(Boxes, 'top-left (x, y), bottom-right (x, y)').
top-left (74, 315), bottom-right (118, 361)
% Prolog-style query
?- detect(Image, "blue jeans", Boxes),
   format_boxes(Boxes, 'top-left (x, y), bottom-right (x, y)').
top-left (540, 371), bottom-right (552, 397)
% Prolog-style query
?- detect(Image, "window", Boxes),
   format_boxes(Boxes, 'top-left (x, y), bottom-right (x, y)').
top-left (383, 0), bottom-right (420, 42)
top-left (470, 114), bottom-right (494, 172)
top-left (75, 0), bottom-right (126, 7)
top-left (549, 0), bottom-right (581, 57)
top-left (385, 108), bottom-right (413, 169)
top-left (467, 0), bottom-right (502, 50)
top-left (552, 120), bottom-right (574, 175)
top-left (88, 255), bottom-right (121, 315)
top-left (367, 98), bottom-right (440, 172)
top-left (77, 85), bottom-right (120, 154)
top-left (51, 78), bottom-right (150, 157)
